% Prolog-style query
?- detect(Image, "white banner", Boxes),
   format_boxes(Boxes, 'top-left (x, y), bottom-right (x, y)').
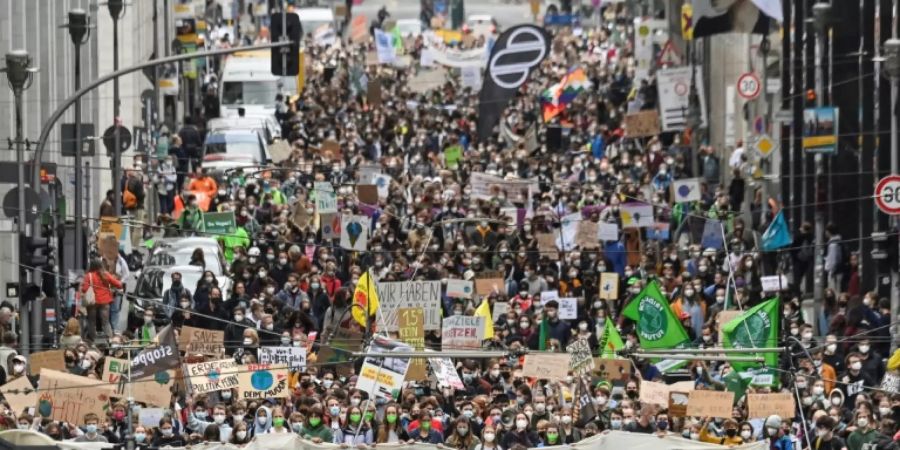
top-left (377, 281), bottom-right (442, 331)
top-left (469, 172), bottom-right (539, 204)
top-left (657, 67), bottom-right (708, 131)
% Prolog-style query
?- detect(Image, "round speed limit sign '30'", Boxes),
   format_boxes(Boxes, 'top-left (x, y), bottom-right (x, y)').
top-left (737, 72), bottom-right (761, 100)
top-left (875, 175), bottom-right (900, 215)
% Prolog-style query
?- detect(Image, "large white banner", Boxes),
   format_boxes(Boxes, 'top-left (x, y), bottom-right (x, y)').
top-left (657, 67), bottom-right (708, 132)
top-left (377, 280), bottom-right (442, 331)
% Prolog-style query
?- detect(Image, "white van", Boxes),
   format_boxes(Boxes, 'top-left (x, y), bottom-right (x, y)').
top-left (218, 51), bottom-right (296, 120)
top-left (296, 7), bottom-right (337, 46)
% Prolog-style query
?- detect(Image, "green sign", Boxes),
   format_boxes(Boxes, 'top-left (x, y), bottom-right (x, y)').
top-left (202, 211), bottom-right (235, 235)
top-left (444, 145), bottom-right (463, 169)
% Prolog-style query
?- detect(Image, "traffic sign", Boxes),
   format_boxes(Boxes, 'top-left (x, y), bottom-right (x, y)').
top-left (737, 72), bottom-right (761, 100)
top-left (752, 134), bottom-right (778, 158)
top-left (103, 125), bottom-right (133, 155)
top-left (875, 175), bottom-right (900, 215)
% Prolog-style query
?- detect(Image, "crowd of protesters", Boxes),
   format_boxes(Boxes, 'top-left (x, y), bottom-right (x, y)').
top-left (0, 1), bottom-right (897, 449)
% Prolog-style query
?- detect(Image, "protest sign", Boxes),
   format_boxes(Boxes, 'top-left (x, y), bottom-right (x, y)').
top-left (179, 326), bottom-right (225, 356)
top-left (593, 358), bottom-right (633, 381)
top-left (522, 353), bottom-right (571, 381)
top-left (559, 297), bottom-right (578, 319)
top-left (620, 203), bottom-right (655, 228)
top-left (2, 376), bottom-right (37, 414)
top-left (598, 222), bottom-right (619, 241)
top-left (376, 280), bottom-right (442, 331)
top-left (444, 145), bottom-right (463, 169)
top-left (318, 328), bottom-right (363, 377)
top-left (669, 391), bottom-right (690, 417)
top-left (492, 301), bottom-right (509, 322)
top-left (638, 380), bottom-right (671, 406)
top-left (469, 172), bottom-right (538, 203)
top-left (567, 339), bottom-right (594, 375)
top-left (29, 349), bottom-right (66, 376)
top-left (398, 308), bottom-right (427, 381)
top-left (356, 185), bottom-right (378, 205)
top-left (760, 275), bottom-right (789, 292)
top-left (540, 290), bottom-right (559, 305)
top-left (184, 359), bottom-right (240, 394)
top-left (139, 408), bottom-right (166, 428)
top-left (103, 357), bottom-right (175, 407)
top-left (429, 357), bottom-right (464, 389)
top-left (599, 272), bottom-right (619, 300)
top-left (201, 211), bottom-right (236, 234)
top-left (686, 390), bottom-right (734, 418)
top-left (747, 393), bottom-right (796, 419)
top-left (130, 324), bottom-right (181, 379)
top-left (367, 78), bottom-right (382, 105)
top-left (624, 110), bottom-right (661, 137)
top-left (314, 182), bottom-right (337, 213)
top-left (446, 279), bottom-right (474, 299)
top-left (237, 364), bottom-right (291, 399)
top-left (576, 221), bottom-right (599, 248)
top-left (474, 278), bottom-right (504, 296)
top-left (356, 337), bottom-right (412, 400)
top-left (38, 369), bottom-right (114, 425)
top-left (291, 202), bottom-right (311, 229)
top-left (98, 232), bottom-right (119, 262)
top-left (536, 233), bottom-right (558, 257)
top-left (258, 347), bottom-right (308, 372)
top-left (320, 139), bottom-right (342, 161)
top-left (99, 217), bottom-right (124, 239)
top-left (441, 316), bottom-right (485, 350)
top-left (340, 214), bottom-right (370, 251)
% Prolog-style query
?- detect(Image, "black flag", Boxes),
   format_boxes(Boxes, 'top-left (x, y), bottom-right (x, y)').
top-left (477, 24), bottom-right (550, 141)
top-left (129, 324), bottom-right (181, 379)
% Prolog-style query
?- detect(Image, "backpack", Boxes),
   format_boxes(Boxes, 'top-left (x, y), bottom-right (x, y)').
top-left (123, 186), bottom-right (138, 209)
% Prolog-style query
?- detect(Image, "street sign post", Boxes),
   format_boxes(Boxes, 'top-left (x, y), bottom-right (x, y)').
top-left (875, 175), bottom-right (900, 215)
top-left (737, 72), bottom-right (761, 100)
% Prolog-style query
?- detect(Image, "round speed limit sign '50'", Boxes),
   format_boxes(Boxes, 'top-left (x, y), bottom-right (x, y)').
top-left (875, 175), bottom-right (900, 215)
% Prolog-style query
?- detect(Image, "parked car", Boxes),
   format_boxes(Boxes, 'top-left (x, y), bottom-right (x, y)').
top-left (131, 265), bottom-right (232, 314)
top-left (201, 129), bottom-right (271, 180)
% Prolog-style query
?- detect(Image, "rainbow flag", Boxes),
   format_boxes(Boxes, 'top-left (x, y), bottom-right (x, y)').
top-left (541, 68), bottom-right (590, 122)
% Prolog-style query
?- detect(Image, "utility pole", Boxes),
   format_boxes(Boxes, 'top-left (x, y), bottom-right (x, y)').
top-left (2, 51), bottom-right (37, 356)
top-left (66, 9), bottom-right (91, 274)
top-left (108, 0), bottom-right (127, 215)
top-left (882, 37), bottom-right (900, 351)
top-left (812, 2), bottom-right (830, 305)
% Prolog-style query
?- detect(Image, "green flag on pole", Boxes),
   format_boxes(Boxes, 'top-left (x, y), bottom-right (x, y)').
top-left (622, 280), bottom-right (690, 349)
top-left (598, 319), bottom-right (625, 358)
top-left (721, 297), bottom-right (781, 371)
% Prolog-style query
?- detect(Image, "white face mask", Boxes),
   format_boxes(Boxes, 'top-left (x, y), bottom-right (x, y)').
top-left (741, 431), bottom-right (752, 440)
top-left (243, 338), bottom-right (253, 346)
top-left (236, 431), bottom-right (247, 440)
top-left (214, 414), bottom-right (226, 424)
top-left (690, 432), bottom-right (701, 440)
top-left (850, 361), bottom-right (862, 371)
top-left (813, 386), bottom-right (825, 395)
top-left (561, 415), bottom-right (572, 424)
top-left (258, 416), bottom-right (268, 425)
top-left (515, 419), bottom-right (528, 430)
top-left (484, 433), bottom-right (495, 442)
top-left (857, 418), bottom-right (869, 428)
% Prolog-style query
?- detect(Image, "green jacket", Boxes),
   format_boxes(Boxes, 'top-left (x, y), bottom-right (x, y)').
top-left (178, 207), bottom-right (202, 233)
top-left (847, 428), bottom-right (880, 450)
top-left (222, 227), bottom-right (250, 263)
top-left (301, 423), bottom-right (333, 443)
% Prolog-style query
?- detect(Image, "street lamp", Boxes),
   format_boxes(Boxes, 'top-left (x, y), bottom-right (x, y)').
top-left (1, 50), bottom-right (37, 357)
top-left (106, 0), bottom-right (127, 216)
top-left (811, 2), bottom-right (829, 311)
top-left (881, 37), bottom-right (900, 351)
top-left (64, 8), bottom-right (91, 277)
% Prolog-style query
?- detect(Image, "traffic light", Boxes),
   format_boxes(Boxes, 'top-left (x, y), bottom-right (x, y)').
top-left (270, 12), bottom-right (302, 76)
top-left (21, 235), bottom-right (50, 267)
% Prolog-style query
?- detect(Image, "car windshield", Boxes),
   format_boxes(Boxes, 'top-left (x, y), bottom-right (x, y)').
top-left (221, 81), bottom-right (278, 106)
top-left (204, 133), bottom-right (262, 162)
top-left (134, 270), bottom-right (164, 299)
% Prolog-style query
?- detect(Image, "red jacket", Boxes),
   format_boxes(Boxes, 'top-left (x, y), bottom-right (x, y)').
top-left (80, 271), bottom-right (123, 306)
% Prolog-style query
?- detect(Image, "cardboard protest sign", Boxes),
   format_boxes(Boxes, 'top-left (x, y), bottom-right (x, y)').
top-left (103, 357), bottom-right (175, 407)
top-left (598, 222), bottom-right (619, 241)
top-left (576, 221), bottom-right (599, 248)
top-left (129, 324), bottom-right (181, 379)
top-left (99, 217), bottom-right (124, 239)
top-left (429, 357), bottom-right (464, 389)
top-left (291, 202), bottom-right (312, 229)
top-left (139, 408), bottom-right (166, 428)
top-left (624, 110), bottom-right (661, 137)
top-left (686, 390), bottom-right (734, 418)
top-left (638, 380), bottom-right (672, 407)
top-left (2, 376), bottom-right (37, 414)
top-left (319, 139), bottom-right (342, 162)
top-left (593, 358), bottom-right (633, 381)
top-left (747, 393), bottom-right (795, 419)
top-left (356, 185), bottom-right (379, 205)
top-left (314, 181), bottom-right (338, 213)
top-left (474, 278), bottom-right (504, 296)
top-left (398, 308), bottom-right (427, 380)
top-left (184, 359), bottom-right (240, 394)
top-left (29, 350), bottom-right (66, 376)
top-left (38, 369), bottom-right (114, 425)
top-left (669, 391), bottom-right (690, 417)
top-left (257, 347), bottom-right (308, 372)
top-left (522, 353), bottom-right (572, 381)
top-left (492, 301), bottom-right (509, 322)
top-left (441, 316), bottom-right (485, 350)
top-left (237, 364), bottom-right (291, 399)
top-left (367, 78), bottom-right (382, 106)
top-left (98, 232), bottom-right (119, 262)
top-left (446, 279), bottom-right (474, 299)
top-left (376, 280), bottom-right (443, 331)
top-left (567, 339), bottom-right (594, 375)
top-left (599, 272), bottom-right (619, 300)
top-left (179, 326), bottom-right (225, 356)
top-left (536, 233), bottom-right (558, 257)
top-left (559, 297), bottom-right (578, 319)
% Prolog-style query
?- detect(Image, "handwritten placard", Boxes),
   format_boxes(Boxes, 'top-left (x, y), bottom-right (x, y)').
top-left (179, 326), bottom-right (225, 356)
top-left (398, 308), bottom-right (427, 380)
top-left (559, 297), bottom-right (578, 319)
top-left (593, 358), bottom-right (633, 382)
top-left (638, 380), bottom-right (672, 407)
top-left (747, 393), bottom-right (796, 419)
top-left (669, 391), bottom-right (690, 417)
top-left (38, 369), bottom-right (114, 425)
top-left (522, 353), bottom-right (571, 381)
top-left (686, 390), bottom-right (735, 418)
top-left (599, 272), bottom-right (619, 300)
top-left (474, 278), bottom-right (504, 296)
top-left (2, 376), bottom-right (37, 414)
top-left (29, 350), bottom-right (66, 376)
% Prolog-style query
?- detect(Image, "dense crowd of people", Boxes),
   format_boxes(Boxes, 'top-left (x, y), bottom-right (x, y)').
top-left (1, 1), bottom-right (898, 449)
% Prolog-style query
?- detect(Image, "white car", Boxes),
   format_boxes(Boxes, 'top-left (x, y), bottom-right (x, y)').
top-left (132, 265), bottom-right (232, 313)
top-left (201, 129), bottom-right (271, 178)
top-left (148, 246), bottom-right (228, 277)
top-left (296, 8), bottom-right (337, 46)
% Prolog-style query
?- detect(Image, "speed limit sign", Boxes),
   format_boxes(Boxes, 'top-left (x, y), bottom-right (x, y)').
top-left (875, 175), bottom-right (900, 214)
top-left (737, 72), bottom-right (761, 100)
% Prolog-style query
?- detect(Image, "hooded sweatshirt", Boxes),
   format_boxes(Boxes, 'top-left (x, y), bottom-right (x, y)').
top-left (252, 406), bottom-right (272, 437)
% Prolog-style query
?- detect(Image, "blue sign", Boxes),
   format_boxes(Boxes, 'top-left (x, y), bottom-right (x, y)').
top-left (544, 14), bottom-right (578, 26)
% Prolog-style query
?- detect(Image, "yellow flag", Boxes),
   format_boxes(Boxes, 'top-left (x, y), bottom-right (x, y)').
top-left (681, 3), bottom-right (694, 41)
top-left (351, 271), bottom-right (380, 327)
top-left (475, 299), bottom-right (494, 340)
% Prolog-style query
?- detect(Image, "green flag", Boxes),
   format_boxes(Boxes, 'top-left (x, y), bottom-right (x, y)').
top-left (598, 319), bottom-right (624, 358)
top-left (723, 370), bottom-right (752, 404)
top-left (538, 317), bottom-right (549, 351)
top-left (721, 297), bottom-right (781, 370)
top-left (622, 280), bottom-right (690, 349)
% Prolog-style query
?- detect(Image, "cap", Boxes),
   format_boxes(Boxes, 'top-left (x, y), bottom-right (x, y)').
top-left (595, 381), bottom-right (612, 392)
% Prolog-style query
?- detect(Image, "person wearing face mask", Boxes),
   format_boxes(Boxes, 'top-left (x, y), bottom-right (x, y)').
top-left (337, 405), bottom-right (375, 445)
top-left (500, 413), bottom-right (539, 448)
top-left (185, 397), bottom-right (234, 442)
top-left (847, 411), bottom-right (880, 450)
top-left (762, 415), bottom-right (792, 450)
top-left (812, 416), bottom-right (845, 450)
top-left (475, 424), bottom-right (501, 450)
top-left (528, 300), bottom-right (572, 350)
top-left (150, 416), bottom-right (186, 447)
top-left (250, 405), bottom-right (272, 438)
top-left (229, 422), bottom-right (251, 446)
top-left (162, 272), bottom-right (192, 318)
top-left (446, 417), bottom-right (481, 450)
top-left (821, 336), bottom-right (845, 373)
top-left (302, 405), bottom-right (334, 443)
top-left (841, 353), bottom-right (875, 405)
top-left (558, 406), bottom-right (581, 443)
top-left (224, 306), bottom-right (255, 355)
top-left (73, 413), bottom-right (108, 442)
top-left (529, 394), bottom-right (551, 427)
top-left (699, 417), bottom-right (743, 445)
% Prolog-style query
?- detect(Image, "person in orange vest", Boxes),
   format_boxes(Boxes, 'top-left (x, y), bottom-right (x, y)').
top-left (188, 168), bottom-right (218, 203)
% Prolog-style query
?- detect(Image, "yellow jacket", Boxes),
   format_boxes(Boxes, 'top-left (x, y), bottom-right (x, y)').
top-left (700, 426), bottom-right (744, 446)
